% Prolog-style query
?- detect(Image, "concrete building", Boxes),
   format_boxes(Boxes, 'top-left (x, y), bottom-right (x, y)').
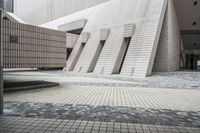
top-left (13, 0), bottom-right (110, 25)
top-left (41, 0), bottom-right (200, 77)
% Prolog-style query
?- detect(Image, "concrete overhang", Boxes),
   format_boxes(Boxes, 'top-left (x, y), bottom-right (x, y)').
top-left (173, 0), bottom-right (200, 31)
top-left (2, 12), bottom-right (27, 24)
top-left (100, 29), bottom-right (110, 41)
top-left (124, 24), bottom-right (135, 38)
top-left (58, 19), bottom-right (87, 35)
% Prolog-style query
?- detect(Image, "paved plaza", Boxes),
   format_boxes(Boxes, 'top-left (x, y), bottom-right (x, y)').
top-left (1, 70), bottom-right (200, 132)
top-left (1, 116), bottom-right (200, 133)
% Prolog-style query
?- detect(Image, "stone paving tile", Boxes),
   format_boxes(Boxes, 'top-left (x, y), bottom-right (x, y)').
top-left (4, 85), bottom-right (200, 111)
top-left (42, 71), bottom-right (200, 89)
top-left (4, 70), bottom-right (200, 89)
top-left (3, 101), bottom-right (200, 128)
top-left (0, 116), bottom-right (199, 133)
top-left (3, 70), bottom-right (200, 132)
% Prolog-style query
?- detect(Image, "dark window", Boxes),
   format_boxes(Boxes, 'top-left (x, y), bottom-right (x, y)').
top-left (88, 40), bottom-right (105, 73)
top-left (9, 35), bottom-right (18, 43)
top-left (194, 1), bottom-right (198, 6)
top-left (67, 48), bottom-right (73, 60)
top-left (113, 37), bottom-right (131, 74)
top-left (1, 0), bottom-right (13, 12)
top-left (69, 43), bottom-right (85, 71)
top-left (193, 22), bottom-right (197, 26)
top-left (0, 0), bottom-right (4, 9)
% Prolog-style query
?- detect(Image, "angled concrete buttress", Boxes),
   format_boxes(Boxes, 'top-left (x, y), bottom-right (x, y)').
top-left (68, 32), bottom-right (90, 71)
top-left (58, 19), bottom-right (87, 34)
top-left (42, 0), bottom-right (175, 77)
top-left (87, 29), bottom-right (110, 72)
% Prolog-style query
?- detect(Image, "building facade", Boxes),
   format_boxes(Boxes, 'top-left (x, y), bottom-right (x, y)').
top-left (41, 0), bottom-right (200, 77)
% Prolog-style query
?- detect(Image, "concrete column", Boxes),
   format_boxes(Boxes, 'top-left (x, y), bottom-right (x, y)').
top-left (0, 9), bottom-right (3, 115)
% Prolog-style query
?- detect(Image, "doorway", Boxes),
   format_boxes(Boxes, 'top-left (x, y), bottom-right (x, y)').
top-left (66, 48), bottom-right (73, 60)
top-left (184, 54), bottom-right (200, 70)
top-left (112, 37), bottom-right (131, 74)
top-left (181, 32), bottom-right (200, 71)
top-left (88, 41), bottom-right (105, 73)
top-left (69, 43), bottom-right (85, 71)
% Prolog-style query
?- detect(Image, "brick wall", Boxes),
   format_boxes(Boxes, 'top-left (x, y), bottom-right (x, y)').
top-left (2, 20), bottom-right (66, 68)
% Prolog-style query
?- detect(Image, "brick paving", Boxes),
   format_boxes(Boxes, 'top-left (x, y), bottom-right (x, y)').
top-left (4, 85), bottom-right (200, 111)
top-left (0, 116), bottom-right (199, 133)
top-left (4, 70), bottom-right (200, 89)
top-left (1, 70), bottom-right (200, 132)
top-left (4, 101), bottom-right (200, 128)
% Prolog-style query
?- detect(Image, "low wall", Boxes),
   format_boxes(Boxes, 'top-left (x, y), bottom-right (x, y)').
top-left (2, 20), bottom-right (66, 68)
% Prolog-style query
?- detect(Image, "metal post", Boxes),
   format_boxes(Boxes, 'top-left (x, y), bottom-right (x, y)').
top-left (0, 9), bottom-right (3, 115)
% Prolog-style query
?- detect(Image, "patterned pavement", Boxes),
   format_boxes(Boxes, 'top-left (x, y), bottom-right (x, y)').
top-left (4, 101), bottom-right (200, 128)
top-left (1, 70), bottom-right (200, 132)
top-left (0, 116), bottom-right (200, 133)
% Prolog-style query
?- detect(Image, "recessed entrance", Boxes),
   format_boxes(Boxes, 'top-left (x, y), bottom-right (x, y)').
top-left (173, 0), bottom-right (200, 72)
top-left (69, 43), bottom-right (85, 71)
top-left (181, 32), bottom-right (200, 70)
top-left (112, 37), bottom-right (131, 74)
top-left (88, 40), bottom-right (105, 73)
top-left (67, 48), bottom-right (73, 60)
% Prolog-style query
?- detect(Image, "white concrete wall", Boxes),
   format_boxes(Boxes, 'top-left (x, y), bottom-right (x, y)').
top-left (153, 0), bottom-right (180, 72)
top-left (42, 0), bottom-right (168, 77)
top-left (14, 0), bottom-right (110, 25)
top-left (168, 0), bottom-right (180, 71)
top-left (66, 33), bottom-right (79, 48)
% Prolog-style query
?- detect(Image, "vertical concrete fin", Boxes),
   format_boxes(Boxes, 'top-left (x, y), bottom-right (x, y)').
top-left (124, 24), bottom-right (135, 38)
top-left (100, 29), bottom-right (110, 41)
top-left (153, 0), bottom-right (180, 72)
top-left (145, 0), bottom-right (169, 76)
top-left (82, 32), bottom-right (90, 43)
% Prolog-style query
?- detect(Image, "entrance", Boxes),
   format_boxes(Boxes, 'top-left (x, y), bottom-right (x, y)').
top-left (69, 43), bottom-right (85, 71)
top-left (185, 54), bottom-right (200, 70)
top-left (181, 32), bottom-right (200, 71)
top-left (88, 40), bottom-right (105, 73)
top-left (67, 48), bottom-right (73, 60)
top-left (112, 37), bottom-right (131, 74)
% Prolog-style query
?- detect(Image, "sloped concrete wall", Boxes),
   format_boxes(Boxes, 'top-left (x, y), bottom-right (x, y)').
top-left (14, 0), bottom-right (110, 25)
top-left (168, 0), bottom-right (180, 71)
top-left (42, 0), bottom-right (168, 77)
top-left (153, 0), bottom-right (180, 72)
top-left (74, 0), bottom-right (167, 77)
